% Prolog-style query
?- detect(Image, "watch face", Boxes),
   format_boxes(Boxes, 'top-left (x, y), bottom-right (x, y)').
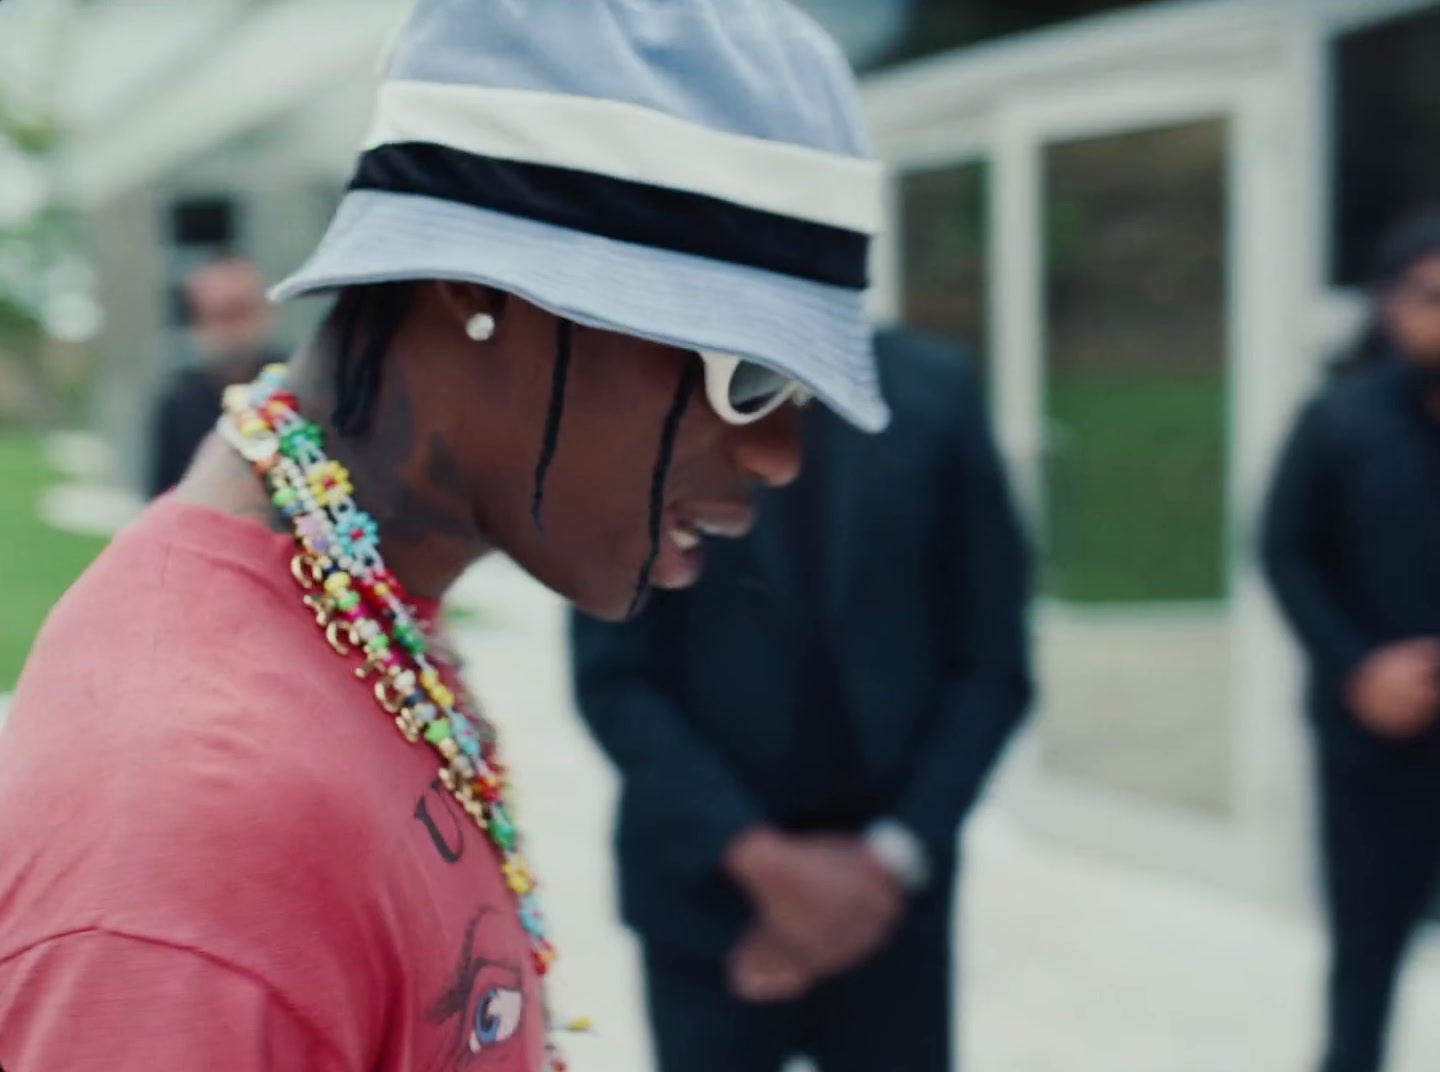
top-left (865, 822), bottom-right (929, 892)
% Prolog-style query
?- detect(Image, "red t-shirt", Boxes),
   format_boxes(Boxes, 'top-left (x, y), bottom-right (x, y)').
top-left (0, 500), bottom-right (546, 1071)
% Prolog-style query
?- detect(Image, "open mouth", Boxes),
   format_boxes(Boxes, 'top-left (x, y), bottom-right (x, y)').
top-left (669, 525), bottom-right (702, 552)
top-left (666, 509), bottom-right (756, 553)
top-left (651, 505), bottom-right (756, 592)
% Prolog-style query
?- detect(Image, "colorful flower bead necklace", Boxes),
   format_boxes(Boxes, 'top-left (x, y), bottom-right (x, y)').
top-left (219, 364), bottom-right (573, 1071)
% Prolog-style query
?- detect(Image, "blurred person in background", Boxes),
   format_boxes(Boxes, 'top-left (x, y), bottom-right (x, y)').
top-left (147, 256), bottom-right (282, 497)
top-left (571, 327), bottom-right (1032, 1072)
top-left (0, 3), bottom-right (888, 1071)
top-left (1264, 211), bottom-right (1440, 1072)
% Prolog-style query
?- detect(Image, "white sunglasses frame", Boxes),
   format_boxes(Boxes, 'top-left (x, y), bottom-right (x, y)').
top-left (699, 352), bottom-right (810, 427)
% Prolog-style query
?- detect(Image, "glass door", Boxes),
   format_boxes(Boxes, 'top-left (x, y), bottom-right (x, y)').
top-left (992, 74), bottom-right (1290, 887)
top-left (1038, 117), bottom-right (1233, 815)
top-left (898, 160), bottom-right (992, 385)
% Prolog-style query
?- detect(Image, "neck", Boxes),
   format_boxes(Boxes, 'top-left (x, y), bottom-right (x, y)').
top-left (176, 347), bottom-right (492, 603)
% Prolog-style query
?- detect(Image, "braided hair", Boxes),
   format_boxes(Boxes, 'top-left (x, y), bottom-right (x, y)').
top-left (328, 283), bottom-right (415, 436)
top-left (325, 285), bottom-right (689, 615)
top-left (530, 319), bottom-right (574, 533)
top-left (628, 361), bottom-right (699, 618)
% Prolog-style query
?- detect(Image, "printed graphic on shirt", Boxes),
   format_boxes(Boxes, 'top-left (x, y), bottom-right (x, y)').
top-left (415, 776), bottom-right (466, 864)
top-left (414, 774), bottom-right (533, 1070)
top-left (425, 909), bottom-right (527, 1070)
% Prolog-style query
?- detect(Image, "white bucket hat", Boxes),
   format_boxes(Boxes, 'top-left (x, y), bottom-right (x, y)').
top-left (272, 0), bottom-right (890, 432)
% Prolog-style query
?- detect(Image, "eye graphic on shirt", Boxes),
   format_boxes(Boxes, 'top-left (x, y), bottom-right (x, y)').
top-left (427, 908), bottom-right (529, 1071)
top-left (469, 986), bottom-right (524, 1053)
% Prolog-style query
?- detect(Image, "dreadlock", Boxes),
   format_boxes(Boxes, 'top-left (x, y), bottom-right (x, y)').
top-left (530, 319), bottom-right (574, 532)
top-left (327, 282), bottom-right (416, 437)
top-left (627, 361), bottom-right (701, 619)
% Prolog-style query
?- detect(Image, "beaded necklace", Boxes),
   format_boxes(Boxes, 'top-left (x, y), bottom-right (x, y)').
top-left (220, 364), bottom-right (570, 1071)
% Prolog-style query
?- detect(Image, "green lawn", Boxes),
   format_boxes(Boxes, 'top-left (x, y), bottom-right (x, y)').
top-left (1044, 368), bottom-right (1228, 605)
top-left (0, 432), bottom-right (109, 691)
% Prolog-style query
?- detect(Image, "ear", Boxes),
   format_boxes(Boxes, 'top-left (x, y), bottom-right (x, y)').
top-left (434, 281), bottom-right (508, 333)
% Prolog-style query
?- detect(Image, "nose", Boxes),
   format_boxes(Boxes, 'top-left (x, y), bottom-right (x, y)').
top-left (730, 406), bottom-right (803, 488)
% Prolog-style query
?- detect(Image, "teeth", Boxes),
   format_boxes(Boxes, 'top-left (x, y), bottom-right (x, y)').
top-left (696, 519), bottom-right (748, 538)
top-left (669, 527), bottom-right (701, 552)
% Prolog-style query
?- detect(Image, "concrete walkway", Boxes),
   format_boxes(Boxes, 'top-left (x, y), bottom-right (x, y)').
top-left (35, 432), bottom-right (143, 539)
top-left (449, 558), bottom-right (1440, 1072)
top-left (1, 545), bottom-right (1436, 1069)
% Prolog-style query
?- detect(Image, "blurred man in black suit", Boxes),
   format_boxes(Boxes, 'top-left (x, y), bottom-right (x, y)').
top-left (1264, 213), bottom-right (1440, 1072)
top-left (148, 258), bottom-right (281, 497)
top-left (571, 326), bottom-right (1032, 1072)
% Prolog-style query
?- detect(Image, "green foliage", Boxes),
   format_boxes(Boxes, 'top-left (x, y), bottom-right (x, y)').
top-left (0, 432), bottom-right (108, 689)
top-left (0, 294), bottom-right (40, 340)
top-left (1, 111), bottom-right (61, 155)
top-left (0, 83), bottom-right (76, 407)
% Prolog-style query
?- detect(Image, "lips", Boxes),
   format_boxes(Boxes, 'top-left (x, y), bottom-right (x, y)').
top-left (679, 503), bottom-right (757, 540)
top-left (651, 502), bottom-right (756, 592)
top-left (666, 502), bottom-right (756, 555)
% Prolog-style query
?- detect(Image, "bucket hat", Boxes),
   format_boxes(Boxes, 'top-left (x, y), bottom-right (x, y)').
top-left (272, 0), bottom-right (889, 432)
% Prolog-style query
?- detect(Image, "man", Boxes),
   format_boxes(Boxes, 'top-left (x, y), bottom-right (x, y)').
top-left (1264, 212), bottom-right (1440, 1072)
top-left (571, 328), bottom-right (1032, 1072)
top-left (0, 5), bottom-right (888, 1071)
top-left (148, 256), bottom-right (282, 496)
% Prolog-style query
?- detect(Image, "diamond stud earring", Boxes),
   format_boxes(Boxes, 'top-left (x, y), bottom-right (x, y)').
top-left (465, 313), bottom-right (496, 342)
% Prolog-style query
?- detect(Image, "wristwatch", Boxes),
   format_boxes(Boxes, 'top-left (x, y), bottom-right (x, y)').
top-left (863, 819), bottom-right (931, 893)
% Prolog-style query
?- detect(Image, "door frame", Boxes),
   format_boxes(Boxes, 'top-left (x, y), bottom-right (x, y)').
top-left (998, 72), bottom-right (1296, 897)
top-left (874, 53), bottom-right (1309, 897)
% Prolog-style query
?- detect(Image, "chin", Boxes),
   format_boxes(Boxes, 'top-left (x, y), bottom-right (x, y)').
top-left (567, 578), bottom-right (646, 623)
top-left (497, 518), bottom-right (652, 622)
top-left (507, 551), bottom-right (639, 623)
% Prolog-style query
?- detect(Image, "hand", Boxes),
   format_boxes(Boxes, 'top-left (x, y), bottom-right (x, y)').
top-left (1348, 639), bottom-right (1440, 739)
top-left (727, 925), bottom-right (815, 1004)
top-left (724, 828), bottom-right (903, 977)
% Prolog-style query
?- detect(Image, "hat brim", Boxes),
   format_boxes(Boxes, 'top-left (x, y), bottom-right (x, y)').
top-left (271, 190), bottom-right (889, 433)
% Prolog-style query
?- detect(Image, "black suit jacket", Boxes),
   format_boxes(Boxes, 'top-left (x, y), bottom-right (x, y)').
top-left (569, 328), bottom-right (1033, 957)
top-left (148, 353), bottom-right (277, 498)
top-left (1262, 360), bottom-right (1440, 765)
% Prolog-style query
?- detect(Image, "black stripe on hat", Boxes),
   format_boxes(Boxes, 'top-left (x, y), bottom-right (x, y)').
top-left (350, 142), bottom-right (870, 290)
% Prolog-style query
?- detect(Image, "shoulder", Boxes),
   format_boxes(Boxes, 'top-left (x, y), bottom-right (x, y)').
top-left (871, 326), bottom-right (985, 432)
top-left (0, 669), bottom-right (394, 1043)
top-left (2, 662), bottom-right (381, 903)
top-left (157, 364), bottom-right (215, 404)
top-left (0, 519), bottom-right (411, 1049)
top-left (1302, 361), bottom-right (1404, 445)
top-left (2, 563), bottom-right (391, 946)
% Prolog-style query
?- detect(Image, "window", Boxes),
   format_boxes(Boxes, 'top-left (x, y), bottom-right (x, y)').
top-left (1332, 7), bottom-right (1440, 285)
top-left (168, 196), bottom-right (235, 250)
top-left (899, 161), bottom-right (990, 373)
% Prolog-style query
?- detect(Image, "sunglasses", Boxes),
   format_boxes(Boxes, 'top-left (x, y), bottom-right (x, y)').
top-left (699, 352), bottom-right (810, 426)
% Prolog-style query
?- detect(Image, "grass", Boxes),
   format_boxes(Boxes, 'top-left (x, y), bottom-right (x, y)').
top-left (1043, 368), bottom-right (1228, 605)
top-left (0, 431), bottom-right (109, 691)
